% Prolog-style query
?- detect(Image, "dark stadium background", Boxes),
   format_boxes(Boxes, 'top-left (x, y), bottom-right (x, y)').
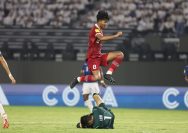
top-left (0, 0), bottom-right (188, 86)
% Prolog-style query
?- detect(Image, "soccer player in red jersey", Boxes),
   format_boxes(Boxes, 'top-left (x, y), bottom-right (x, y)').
top-left (70, 10), bottom-right (124, 88)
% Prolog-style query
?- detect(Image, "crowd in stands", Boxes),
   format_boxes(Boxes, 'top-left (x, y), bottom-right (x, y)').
top-left (0, 0), bottom-right (92, 28)
top-left (0, 0), bottom-right (188, 36)
top-left (81, 0), bottom-right (188, 36)
top-left (0, 0), bottom-right (188, 62)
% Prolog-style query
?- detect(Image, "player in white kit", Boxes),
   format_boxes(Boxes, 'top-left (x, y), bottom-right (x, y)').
top-left (0, 51), bottom-right (16, 128)
top-left (81, 61), bottom-right (107, 112)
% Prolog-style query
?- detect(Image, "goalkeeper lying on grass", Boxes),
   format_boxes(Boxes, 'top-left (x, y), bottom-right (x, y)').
top-left (76, 93), bottom-right (115, 129)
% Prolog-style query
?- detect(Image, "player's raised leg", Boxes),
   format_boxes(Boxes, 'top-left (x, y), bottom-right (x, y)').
top-left (0, 103), bottom-right (9, 128)
top-left (70, 70), bottom-right (102, 89)
top-left (104, 51), bottom-right (124, 83)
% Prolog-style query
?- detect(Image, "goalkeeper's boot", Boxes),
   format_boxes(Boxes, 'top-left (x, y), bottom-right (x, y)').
top-left (70, 77), bottom-right (79, 89)
top-left (104, 74), bottom-right (116, 84)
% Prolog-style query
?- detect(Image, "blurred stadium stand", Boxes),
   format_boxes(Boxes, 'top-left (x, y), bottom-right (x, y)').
top-left (0, 26), bottom-right (129, 61)
top-left (0, 0), bottom-right (188, 62)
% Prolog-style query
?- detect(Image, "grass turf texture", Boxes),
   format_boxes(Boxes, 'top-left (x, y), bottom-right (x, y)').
top-left (0, 106), bottom-right (188, 133)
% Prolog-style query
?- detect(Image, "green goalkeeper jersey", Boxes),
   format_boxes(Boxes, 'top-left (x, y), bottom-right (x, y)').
top-left (92, 104), bottom-right (114, 129)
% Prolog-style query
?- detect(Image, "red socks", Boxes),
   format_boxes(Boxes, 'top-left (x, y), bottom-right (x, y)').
top-left (107, 55), bottom-right (123, 74)
top-left (79, 75), bottom-right (96, 82)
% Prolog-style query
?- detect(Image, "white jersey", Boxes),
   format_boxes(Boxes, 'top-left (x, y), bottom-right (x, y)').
top-left (82, 82), bottom-right (100, 95)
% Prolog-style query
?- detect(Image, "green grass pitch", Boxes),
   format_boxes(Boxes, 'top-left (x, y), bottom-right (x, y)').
top-left (0, 106), bottom-right (188, 133)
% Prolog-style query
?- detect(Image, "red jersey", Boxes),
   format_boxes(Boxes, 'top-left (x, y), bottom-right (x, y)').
top-left (87, 24), bottom-right (103, 59)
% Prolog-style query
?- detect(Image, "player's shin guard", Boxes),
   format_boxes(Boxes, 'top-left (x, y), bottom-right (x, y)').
top-left (107, 55), bottom-right (124, 74)
top-left (85, 100), bottom-right (93, 113)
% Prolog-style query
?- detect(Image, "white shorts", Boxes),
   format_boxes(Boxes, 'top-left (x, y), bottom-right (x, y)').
top-left (82, 82), bottom-right (100, 95)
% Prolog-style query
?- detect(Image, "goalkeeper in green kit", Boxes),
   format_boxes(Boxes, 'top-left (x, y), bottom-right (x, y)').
top-left (76, 94), bottom-right (115, 129)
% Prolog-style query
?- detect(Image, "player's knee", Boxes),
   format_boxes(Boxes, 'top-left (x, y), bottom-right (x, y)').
top-left (83, 94), bottom-right (89, 101)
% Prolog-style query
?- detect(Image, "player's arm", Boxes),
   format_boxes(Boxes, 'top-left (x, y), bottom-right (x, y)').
top-left (93, 94), bottom-right (103, 106)
top-left (0, 55), bottom-right (16, 84)
top-left (96, 31), bottom-right (123, 41)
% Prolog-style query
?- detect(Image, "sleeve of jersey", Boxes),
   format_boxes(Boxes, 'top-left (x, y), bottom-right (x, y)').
top-left (95, 28), bottom-right (102, 37)
top-left (0, 51), bottom-right (2, 56)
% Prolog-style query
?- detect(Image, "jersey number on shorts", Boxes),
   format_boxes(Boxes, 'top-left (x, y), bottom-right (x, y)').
top-left (93, 64), bottom-right (97, 70)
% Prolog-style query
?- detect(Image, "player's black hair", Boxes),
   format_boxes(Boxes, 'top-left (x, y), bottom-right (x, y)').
top-left (96, 10), bottom-right (110, 21)
top-left (76, 123), bottom-right (81, 128)
top-left (80, 114), bottom-right (93, 128)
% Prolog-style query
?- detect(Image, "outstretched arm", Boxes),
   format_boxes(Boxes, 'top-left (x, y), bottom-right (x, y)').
top-left (96, 31), bottom-right (123, 41)
top-left (0, 56), bottom-right (16, 84)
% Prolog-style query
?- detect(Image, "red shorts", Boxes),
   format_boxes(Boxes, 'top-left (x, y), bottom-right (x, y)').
top-left (87, 54), bottom-right (108, 71)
